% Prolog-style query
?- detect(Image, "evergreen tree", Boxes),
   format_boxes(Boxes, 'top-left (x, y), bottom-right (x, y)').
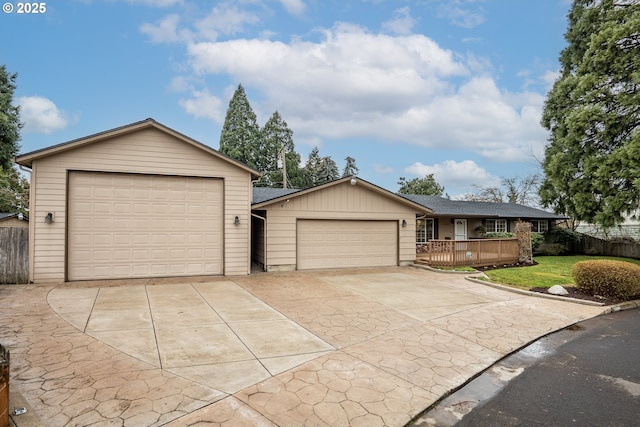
top-left (0, 65), bottom-right (22, 171)
top-left (219, 84), bottom-right (261, 169)
top-left (303, 147), bottom-right (323, 187)
top-left (397, 174), bottom-right (445, 196)
top-left (317, 156), bottom-right (339, 185)
top-left (342, 156), bottom-right (359, 177)
top-left (540, 0), bottom-right (640, 227)
top-left (0, 166), bottom-right (29, 215)
top-left (259, 111), bottom-right (296, 187)
top-left (0, 65), bottom-right (28, 214)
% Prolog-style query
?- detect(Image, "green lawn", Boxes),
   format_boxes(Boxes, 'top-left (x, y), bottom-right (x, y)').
top-left (482, 255), bottom-right (640, 289)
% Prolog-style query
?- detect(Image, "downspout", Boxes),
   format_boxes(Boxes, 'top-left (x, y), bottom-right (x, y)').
top-left (251, 212), bottom-right (267, 272)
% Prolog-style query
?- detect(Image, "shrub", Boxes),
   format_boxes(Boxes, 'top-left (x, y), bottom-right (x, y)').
top-left (542, 227), bottom-right (581, 254)
top-left (572, 260), bottom-right (640, 300)
top-left (537, 242), bottom-right (568, 256)
top-left (531, 233), bottom-right (544, 251)
top-left (484, 232), bottom-right (515, 239)
top-left (546, 227), bottom-right (582, 246)
top-left (584, 247), bottom-right (599, 256)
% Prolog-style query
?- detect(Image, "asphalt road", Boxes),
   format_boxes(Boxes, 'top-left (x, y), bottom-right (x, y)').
top-left (454, 308), bottom-right (640, 427)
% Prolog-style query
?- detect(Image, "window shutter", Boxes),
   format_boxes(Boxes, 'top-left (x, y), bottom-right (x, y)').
top-left (434, 218), bottom-right (439, 239)
top-left (506, 220), bottom-right (511, 232)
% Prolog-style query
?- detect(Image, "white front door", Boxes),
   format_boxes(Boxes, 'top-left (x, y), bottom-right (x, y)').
top-left (454, 219), bottom-right (467, 240)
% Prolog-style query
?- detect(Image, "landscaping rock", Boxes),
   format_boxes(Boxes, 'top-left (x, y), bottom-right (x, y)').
top-left (548, 285), bottom-right (569, 296)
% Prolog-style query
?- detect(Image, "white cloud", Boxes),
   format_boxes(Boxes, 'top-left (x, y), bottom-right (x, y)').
top-left (382, 7), bottom-right (417, 35)
top-left (194, 4), bottom-right (261, 41)
top-left (148, 17), bottom-right (549, 164)
top-left (178, 89), bottom-right (225, 121)
top-left (17, 96), bottom-right (69, 134)
top-left (541, 69), bottom-right (560, 90)
top-left (169, 75), bottom-right (194, 92)
top-left (439, 4), bottom-right (485, 28)
top-left (279, 0), bottom-right (305, 16)
top-left (139, 14), bottom-right (190, 43)
top-left (187, 23), bottom-right (468, 126)
top-left (405, 159), bottom-right (500, 194)
top-left (141, 4), bottom-right (260, 44)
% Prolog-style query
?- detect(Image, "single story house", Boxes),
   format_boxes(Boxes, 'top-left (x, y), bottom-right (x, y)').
top-left (15, 119), bottom-right (431, 283)
top-left (400, 194), bottom-right (568, 244)
top-left (0, 213), bottom-right (29, 228)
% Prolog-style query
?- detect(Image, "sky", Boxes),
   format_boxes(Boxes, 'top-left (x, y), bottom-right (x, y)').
top-left (1, 0), bottom-right (572, 197)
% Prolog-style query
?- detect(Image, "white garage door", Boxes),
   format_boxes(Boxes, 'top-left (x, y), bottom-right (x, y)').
top-left (68, 171), bottom-right (223, 280)
top-left (297, 220), bottom-right (397, 270)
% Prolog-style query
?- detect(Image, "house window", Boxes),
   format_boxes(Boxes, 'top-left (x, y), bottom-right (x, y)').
top-left (485, 219), bottom-right (507, 233)
top-left (416, 218), bottom-right (435, 243)
top-left (530, 220), bottom-right (549, 233)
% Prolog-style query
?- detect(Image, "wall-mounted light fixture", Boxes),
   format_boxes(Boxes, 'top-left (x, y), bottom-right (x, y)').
top-left (350, 176), bottom-right (357, 186)
top-left (45, 212), bottom-right (54, 224)
top-left (402, 219), bottom-right (407, 228)
top-left (234, 215), bottom-right (240, 226)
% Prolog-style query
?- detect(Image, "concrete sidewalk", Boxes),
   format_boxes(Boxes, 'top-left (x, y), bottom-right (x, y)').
top-left (0, 267), bottom-right (606, 426)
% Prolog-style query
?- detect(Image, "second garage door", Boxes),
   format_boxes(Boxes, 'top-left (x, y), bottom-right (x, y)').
top-left (68, 171), bottom-right (223, 280)
top-left (297, 219), bottom-right (397, 270)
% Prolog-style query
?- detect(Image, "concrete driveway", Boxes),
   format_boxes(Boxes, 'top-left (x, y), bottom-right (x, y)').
top-left (0, 267), bottom-right (607, 426)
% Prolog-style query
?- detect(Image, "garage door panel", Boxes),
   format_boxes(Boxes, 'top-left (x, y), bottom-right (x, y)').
top-left (68, 172), bottom-right (223, 280)
top-left (297, 220), bottom-right (397, 270)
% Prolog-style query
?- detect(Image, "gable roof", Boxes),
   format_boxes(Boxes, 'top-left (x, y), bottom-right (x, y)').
top-left (252, 187), bottom-right (300, 204)
top-left (14, 118), bottom-right (261, 180)
top-left (252, 177), bottom-right (432, 213)
top-left (400, 194), bottom-right (567, 220)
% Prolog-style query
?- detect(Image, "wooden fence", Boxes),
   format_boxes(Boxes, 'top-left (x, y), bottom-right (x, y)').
top-left (570, 234), bottom-right (640, 259)
top-left (0, 227), bottom-right (29, 284)
top-left (416, 239), bottom-right (520, 267)
top-left (0, 344), bottom-right (8, 427)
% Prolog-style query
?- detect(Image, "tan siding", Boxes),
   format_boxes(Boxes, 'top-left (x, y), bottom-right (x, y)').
top-left (30, 127), bottom-right (252, 282)
top-left (261, 181), bottom-right (418, 270)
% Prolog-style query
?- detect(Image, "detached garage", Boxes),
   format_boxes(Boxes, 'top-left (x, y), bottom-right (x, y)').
top-left (251, 177), bottom-right (431, 272)
top-left (16, 119), bottom-right (260, 283)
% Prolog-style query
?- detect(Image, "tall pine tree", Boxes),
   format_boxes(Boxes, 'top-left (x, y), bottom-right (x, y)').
top-left (219, 84), bottom-right (261, 169)
top-left (0, 65), bottom-right (28, 215)
top-left (259, 111), bottom-right (296, 187)
top-left (342, 156), bottom-right (359, 178)
top-left (316, 156), bottom-right (339, 185)
top-left (1, 65), bottom-right (22, 171)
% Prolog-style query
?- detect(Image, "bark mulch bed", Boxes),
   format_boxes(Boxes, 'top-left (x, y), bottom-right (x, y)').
top-left (529, 286), bottom-right (640, 306)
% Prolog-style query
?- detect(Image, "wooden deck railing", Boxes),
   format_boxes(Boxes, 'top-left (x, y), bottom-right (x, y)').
top-left (416, 239), bottom-right (519, 267)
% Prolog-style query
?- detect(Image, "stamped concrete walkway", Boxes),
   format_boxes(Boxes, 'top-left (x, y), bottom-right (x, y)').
top-left (0, 267), bottom-right (607, 426)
